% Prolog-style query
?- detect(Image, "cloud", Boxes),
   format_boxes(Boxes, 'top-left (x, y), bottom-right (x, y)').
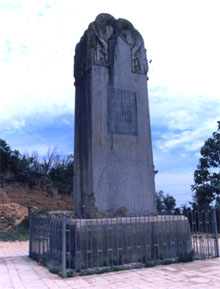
top-left (1, 113), bottom-right (74, 157)
top-left (22, 143), bottom-right (51, 156)
top-left (155, 171), bottom-right (194, 206)
top-left (149, 83), bottom-right (220, 154)
top-left (0, 0), bottom-right (219, 206)
top-left (0, 1), bottom-right (22, 9)
top-left (0, 0), bottom-right (75, 129)
top-left (1, 0), bottom-right (219, 135)
top-left (12, 119), bottom-right (26, 130)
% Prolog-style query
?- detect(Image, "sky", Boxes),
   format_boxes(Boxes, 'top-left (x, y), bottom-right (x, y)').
top-left (0, 0), bottom-right (220, 206)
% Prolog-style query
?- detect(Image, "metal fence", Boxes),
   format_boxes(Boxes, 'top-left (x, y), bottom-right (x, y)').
top-left (29, 209), bottom-right (219, 278)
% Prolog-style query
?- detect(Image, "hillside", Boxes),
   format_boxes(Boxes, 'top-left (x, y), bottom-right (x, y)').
top-left (0, 174), bottom-right (74, 229)
top-left (0, 139), bottom-right (74, 230)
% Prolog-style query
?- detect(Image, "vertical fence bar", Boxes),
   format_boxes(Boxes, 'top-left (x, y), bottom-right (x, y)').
top-left (95, 218), bottom-right (99, 268)
top-left (212, 209), bottom-right (219, 257)
top-left (164, 215), bottom-right (168, 259)
top-left (86, 218), bottom-right (88, 269)
top-left (29, 213), bottom-right (33, 257)
top-left (197, 211), bottom-right (202, 259)
top-left (37, 218), bottom-right (41, 259)
top-left (66, 219), bottom-right (70, 272)
top-left (79, 217), bottom-right (82, 272)
top-left (204, 211), bottom-right (210, 258)
top-left (61, 213), bottom-right (67, 278)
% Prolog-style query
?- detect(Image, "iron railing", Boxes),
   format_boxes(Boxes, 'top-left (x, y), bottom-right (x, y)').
top-left (29, 209), bottom-right (219, 278)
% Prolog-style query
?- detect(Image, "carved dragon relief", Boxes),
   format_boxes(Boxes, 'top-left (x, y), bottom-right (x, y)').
top-left (74, 14), bottom-right (148, 81)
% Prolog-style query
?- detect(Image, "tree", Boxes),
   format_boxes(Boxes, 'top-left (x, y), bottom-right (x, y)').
top-left (48, 154), bottom-right (74, 194)
top-left (192, 121), bottom-right (220, 209)
top-left (0, 139), bottom-right (12, 172)
top-left (156, 191), bottom-right (165, 213)
top-left (163, 194), bottom-right (176, 214)
top-left (0, 139), bottom-right (74, 194)
top-left (156, 190), bottom-right (176, 214)
top-left (0, 139), bottom-right (28, 179)
top-left (41, 147), bottom-right (57, 174)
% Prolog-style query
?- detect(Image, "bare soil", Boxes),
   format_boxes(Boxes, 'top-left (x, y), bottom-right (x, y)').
top-left (0, 181), bottom-right (74, 229)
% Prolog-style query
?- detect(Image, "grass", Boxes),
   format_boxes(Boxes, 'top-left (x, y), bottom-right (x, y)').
top-left (0, 223), bottom-right (29, 242)
top-left (178, 251), bottom-right (194, 263)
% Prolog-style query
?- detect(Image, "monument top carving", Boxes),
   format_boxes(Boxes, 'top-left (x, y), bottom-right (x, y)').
top-left (74, 13), bottom-right (148, 82)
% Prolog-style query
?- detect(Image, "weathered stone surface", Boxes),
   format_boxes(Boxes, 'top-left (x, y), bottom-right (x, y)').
top-left (74, 13), bottom-right (148, 82)
top-left (74, 13), bottom-right (156, 217)
top-left (68, 216), bottom-right (192, 269)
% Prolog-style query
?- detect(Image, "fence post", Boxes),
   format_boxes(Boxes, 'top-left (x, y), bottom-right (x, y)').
top-left (212, 208), bottom-right (219, 257)
top-left (29, 213), bottom-right (33, 257)
top-left (61, 212), bottom-right (67, 278)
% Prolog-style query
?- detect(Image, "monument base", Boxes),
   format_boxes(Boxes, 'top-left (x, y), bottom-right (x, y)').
top-left (68, 215), bottom-right (192, 271)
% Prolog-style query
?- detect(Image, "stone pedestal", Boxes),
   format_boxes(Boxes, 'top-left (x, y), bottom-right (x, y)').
top-left (68, 215), bottom-right (192, 271)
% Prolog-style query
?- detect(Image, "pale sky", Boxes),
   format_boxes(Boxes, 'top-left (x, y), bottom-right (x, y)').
top-left (0, 0), bottom-right (220, 206)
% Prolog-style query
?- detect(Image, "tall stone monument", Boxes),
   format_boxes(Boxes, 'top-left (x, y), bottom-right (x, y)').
top-left (74, 13), bottom-right (156, 217)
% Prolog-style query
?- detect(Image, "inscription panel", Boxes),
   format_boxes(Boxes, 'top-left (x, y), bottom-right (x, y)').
top-left (108, 88), bottom-right (137, 135)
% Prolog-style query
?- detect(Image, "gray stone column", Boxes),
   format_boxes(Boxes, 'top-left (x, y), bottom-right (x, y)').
top-left (74, 13), bottom-right (156, 217)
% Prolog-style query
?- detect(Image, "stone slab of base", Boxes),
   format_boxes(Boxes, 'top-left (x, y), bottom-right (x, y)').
top-left (67, 215), bottom-right (192, 270)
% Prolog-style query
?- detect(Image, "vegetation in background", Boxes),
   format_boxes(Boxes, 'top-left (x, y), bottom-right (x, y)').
top-left (192, 121), bottom-right (220, 209)
top-left (0, 222), bottom-right (29, 242)
top-left (156, 190), bottom-right (176, 214)
top-left (0, 139), bottom-right (73, 195)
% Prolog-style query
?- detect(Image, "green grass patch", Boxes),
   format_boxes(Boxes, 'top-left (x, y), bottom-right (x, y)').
top-left (0, 224), bottom-right (29, 242)
top-left (178, 251), bottom-right (194, 263)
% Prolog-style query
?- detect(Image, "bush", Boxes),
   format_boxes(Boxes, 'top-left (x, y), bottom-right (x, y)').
top-left (0, 223), bottom-right (29, 242)
top-left (0, 139), bottom-right (74, 195)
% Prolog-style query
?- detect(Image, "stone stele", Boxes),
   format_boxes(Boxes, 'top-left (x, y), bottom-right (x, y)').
top-left (73, 13), bottom-right (157, 218)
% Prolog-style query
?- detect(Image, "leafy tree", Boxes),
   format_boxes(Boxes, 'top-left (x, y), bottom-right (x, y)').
top-left (163, 194), bottom-right (176, 214)
top-left (179, 203), bottom-right (191, 215)
top-left (192, 121), bottom-right (220, 209)
top-left (0, 139), bottom-right (13, 172)
top-left (156, 191), bottom-right (165, 213)
top-left (156, 190), bottom-right (176, 214)
top-left (0, 140), bottom-right (26, 179)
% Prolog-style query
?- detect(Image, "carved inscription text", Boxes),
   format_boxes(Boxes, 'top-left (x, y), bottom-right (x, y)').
top-left (108, 88), bottom-right (137, 135)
